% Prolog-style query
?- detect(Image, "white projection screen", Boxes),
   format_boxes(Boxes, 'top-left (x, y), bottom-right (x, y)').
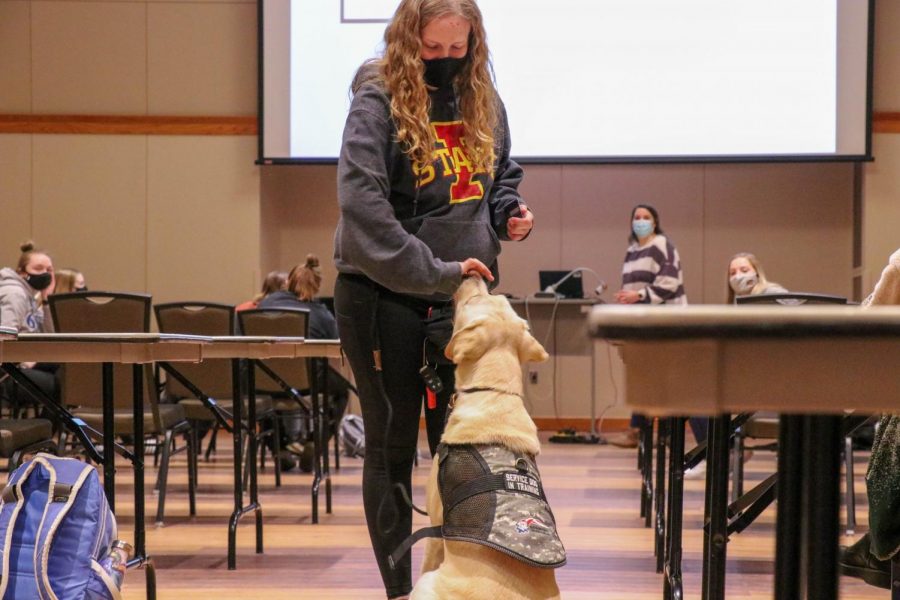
top-left (259, 0), bottom-right (873, 164)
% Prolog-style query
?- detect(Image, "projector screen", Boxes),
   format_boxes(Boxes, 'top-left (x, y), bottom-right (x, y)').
top-left (260, 0), bottom-right (873, 164)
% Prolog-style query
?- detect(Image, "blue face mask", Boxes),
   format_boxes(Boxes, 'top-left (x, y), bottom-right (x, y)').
top-left (632, 219), bottom-right (654, 239)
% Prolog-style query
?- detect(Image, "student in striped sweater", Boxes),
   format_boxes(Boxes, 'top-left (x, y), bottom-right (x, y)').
top-left (609, 205), bottom-right (698, 450)
top-left (614, 204), bottom-right (686, 305)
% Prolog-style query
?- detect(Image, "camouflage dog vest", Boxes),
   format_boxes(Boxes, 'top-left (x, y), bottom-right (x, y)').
top-left (390, 443), bottom-right (566, 569)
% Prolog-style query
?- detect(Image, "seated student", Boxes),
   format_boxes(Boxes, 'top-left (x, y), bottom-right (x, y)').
top-left (236, 270), bottom-right (287, 312)
top-left (259, 256), bottom-right (337, 339)
top-left (0, 242), bottom-right (55, 332)
top-left (726, 252), bottom-right (787, 302)
top-left (52, 268), bottom-right (87, 295)
top-left (258, 255), bottom-right (350, 470)
top-left (0, 241), bottom-right (58, 410)
top-left (840, 248), bottom-right (900, 590)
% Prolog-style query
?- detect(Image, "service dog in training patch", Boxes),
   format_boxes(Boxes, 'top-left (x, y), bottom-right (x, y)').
top-left (409, 275), bottom-right (564, 600)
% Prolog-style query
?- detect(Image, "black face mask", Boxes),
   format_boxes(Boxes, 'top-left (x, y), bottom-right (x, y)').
top-left (24, 271), bottom-right (53, 292)
top-left (423, 57), bottom-right (466, 89)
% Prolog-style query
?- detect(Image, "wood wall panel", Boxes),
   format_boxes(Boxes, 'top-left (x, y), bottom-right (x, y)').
top-left (31, 1), bottom-right (147, 114)
top-left (0, 2), bottom-right (32, 113)
top-left (147, 3), bottom-right (257, 116)
top-left (702, 162), bottom-right (855, 301)
top-left (259, 164), bottom-right (342, 293)
top-left (146, 136), bottom-right (260, 305)
top-left (0, 135), bottom-right (34, 269)
top-left (874, 0), bottom-right (900, 112)
top-left (0, 115), bottom-right (257, 136)
top-left (873, 113), bottom-right (900, 134)
top-left (31, 135), bottom-right (148, 294)
top-left (0, 113), bottom-right (896, 137)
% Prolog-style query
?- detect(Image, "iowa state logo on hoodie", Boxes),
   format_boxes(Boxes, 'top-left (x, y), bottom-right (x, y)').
top-left (414, 121), bottom-right (487, 204)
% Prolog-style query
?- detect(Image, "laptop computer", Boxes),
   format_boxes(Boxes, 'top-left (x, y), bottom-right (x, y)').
top-left (538, 270), bottom-right (584, 299)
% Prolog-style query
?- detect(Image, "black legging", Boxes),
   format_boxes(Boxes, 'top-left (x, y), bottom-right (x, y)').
top-left (334, 273), bottom-right (454, 599)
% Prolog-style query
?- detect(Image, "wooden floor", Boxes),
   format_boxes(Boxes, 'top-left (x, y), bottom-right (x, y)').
top-left (110, 432), bottom-right (884, 599)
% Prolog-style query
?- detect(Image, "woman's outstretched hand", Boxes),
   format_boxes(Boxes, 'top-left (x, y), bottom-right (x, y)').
top-left (459, 258), bottom-right (494, 281)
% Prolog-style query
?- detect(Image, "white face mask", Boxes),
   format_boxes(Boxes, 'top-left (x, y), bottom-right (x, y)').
top-left (729, 272), bottom-right (759, 295)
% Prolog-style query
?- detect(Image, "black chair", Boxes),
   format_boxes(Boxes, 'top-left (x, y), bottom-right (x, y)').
top-left (49, 292), bottom-right (194, 525)
top-left (154, 302), bottom-right (282, 487)
top-left (0, 418), bottom-right (57, 470)
top-left (238, 308), bottom-right (332, 522)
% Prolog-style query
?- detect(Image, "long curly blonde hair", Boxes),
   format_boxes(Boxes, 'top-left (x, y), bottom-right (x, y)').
top-left (353, 0), bottom-right (498, 173)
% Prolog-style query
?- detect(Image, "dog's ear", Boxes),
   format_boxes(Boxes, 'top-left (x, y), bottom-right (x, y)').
top-left (518, 324), bottom-right (549, 363)
top-left (445, 317), bottom-right (490, 364)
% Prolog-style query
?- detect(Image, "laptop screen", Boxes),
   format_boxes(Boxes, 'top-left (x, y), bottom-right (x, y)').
top-left (538, 270), bottom-right (584, 299)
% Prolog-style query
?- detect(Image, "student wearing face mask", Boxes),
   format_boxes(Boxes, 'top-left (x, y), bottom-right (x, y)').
top-left (332, 0), bottom-right (532, 596)
top-left (726, 252), bottom-right (786, 303)
top-left (614, 204), bottom-right (686, 306)
top-left (610, 206), bottom-right (706, 457)
top-left (0, 241), bottom-right (59, 411)
top-left (1, 241), bottom-right (55, 333)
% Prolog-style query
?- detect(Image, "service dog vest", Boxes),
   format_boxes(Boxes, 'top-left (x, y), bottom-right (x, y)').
top-left (390, 443), bottom-right (566, 569)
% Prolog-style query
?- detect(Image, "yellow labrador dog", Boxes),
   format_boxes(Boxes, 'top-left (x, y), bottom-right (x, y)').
top-left (410, 276), bottom-right (564, 600)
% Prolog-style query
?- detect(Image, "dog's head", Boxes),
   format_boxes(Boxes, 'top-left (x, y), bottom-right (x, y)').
top-left (446, 276), bottom-right (549, 366)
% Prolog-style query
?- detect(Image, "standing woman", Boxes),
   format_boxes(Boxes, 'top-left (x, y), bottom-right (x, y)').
top-left (332, 1), bottom-right (533, 596)
top-left (610, 205), bottom-right (690, 449)
top-left (615, 204), bottom-right (686, 306)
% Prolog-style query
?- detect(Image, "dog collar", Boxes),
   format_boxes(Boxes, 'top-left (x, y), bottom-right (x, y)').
top-left (456, 386), bottom-right (525, 401)
top-left (446, 387), bottom-right (525, 418)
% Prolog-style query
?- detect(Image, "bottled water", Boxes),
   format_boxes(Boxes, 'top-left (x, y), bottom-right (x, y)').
top-left (99, 540), bottom-right (134, 589)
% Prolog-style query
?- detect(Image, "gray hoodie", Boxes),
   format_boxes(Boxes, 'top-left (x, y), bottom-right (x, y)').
top-left (333, 83), bottom-right (525, 301)
top-left (0, 267), bottom-right (45, 333)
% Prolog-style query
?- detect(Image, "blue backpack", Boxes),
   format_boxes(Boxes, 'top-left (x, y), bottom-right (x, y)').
top-left (0, 454), bottom-right (123, 600)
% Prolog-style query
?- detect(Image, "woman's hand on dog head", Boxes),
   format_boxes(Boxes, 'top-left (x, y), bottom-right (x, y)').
top-left (459, 258), bottom-right (494, 282)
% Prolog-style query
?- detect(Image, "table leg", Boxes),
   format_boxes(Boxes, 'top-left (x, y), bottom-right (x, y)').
top-left (132, 364), bottom-right (146, 558)
top-left (641, 421), bottom-right (654, 528)
top-left (655, 418), bottom-right (667, 574)
top-left (131, 364), bottom-right (156, 600)
top-left (664, 417), bottom-right (685, 600)
top-left (703, 415), bottom-right (730, 600)
top-left (228, 358), bottom-right (244, 570)
top-left (775, 415), bottom-right (804, 600)
top-left (247, 364), bottom-right (263, 554)
top-left (804, 415), bottom-right (841, 600)
top-left (102, 362), bottom-right (115, 511)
